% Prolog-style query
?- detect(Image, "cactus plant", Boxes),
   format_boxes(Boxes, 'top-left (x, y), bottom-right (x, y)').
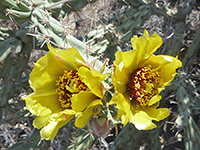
top-left (110, 124), bottom-right (161, 150)
top-left (175, 78), bottom-right (200, 150)
top-left (0, 26), bottom-right (32, 115)
top-left (182, 28), bottom-right (200, 69)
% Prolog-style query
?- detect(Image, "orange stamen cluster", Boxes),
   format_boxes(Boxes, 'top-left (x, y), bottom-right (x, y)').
top-left (128, 65), bottom-right (160, 106)
top-left (56, 70), bottom-right (89, 109)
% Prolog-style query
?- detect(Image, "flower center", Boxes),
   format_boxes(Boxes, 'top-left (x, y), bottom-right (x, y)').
top-left (128, 65), bottom-right (160, 106)
top-left (56, 70), bottom-right (89, 109)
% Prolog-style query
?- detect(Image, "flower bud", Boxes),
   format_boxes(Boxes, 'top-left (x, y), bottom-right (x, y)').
top-left (89, 117), bottom-right (109, 137)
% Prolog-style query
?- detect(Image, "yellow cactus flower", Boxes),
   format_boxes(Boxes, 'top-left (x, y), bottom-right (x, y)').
top-left (22, 43), bottom-right (107, 140)
top-left (110, 30), bottom-right (182, 130)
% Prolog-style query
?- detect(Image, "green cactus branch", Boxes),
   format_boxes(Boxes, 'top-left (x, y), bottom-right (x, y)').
top-left (182, 28), bottom-right (200, 69)
top-left (0, 27), bottom-right (32, 113)
top-left (176, 78), bottom-right (200, 150)
top-left (110, 124), bottom-right (161, 150)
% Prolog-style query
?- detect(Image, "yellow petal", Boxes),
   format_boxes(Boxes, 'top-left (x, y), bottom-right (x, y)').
top-left (143, 30), bottom-right (163, 59)
top-left (112, 50), bottom-right (136, 93)
top-left (112, 93), bottom-right (132, 125)
top-left (144, 55), bottom-right (182, 88)
top-left (47, 43), bottom-right (85, 67)
top-left (117, 96), bottom-right (156, 129)
top-left (114, 50), bottom-right (137, 70)
top-left (130, 111), bottom-right (157, 130)
top-left (112, 64), bottom-right (129, 94)
top-left (108, 93), bottom-right (118, 105)
top-left (75, 99), bottom-right (103, 128)
top-left (39, 110), bottom-right (74, 140)
top-left (71, 91), bottom-right (97, 112)
top-left (78, 66), bottom-right (104, 98)
top-left (145, 107), bottom-right (170, 122)
top-left (115, 94), bottom-right (131, 116)
top-left (143, 29), bottom-right (150, 37)
top-left (75, 108), bottom-right (93, 128)
top-left (51, 109), bottom-right (76, 120)
top-left (40, 119), bottom-right (68, 140)
top-left (131, 35), bottom-right (148, 67)
top-left (120, 115), bottom-right (130, 126)
top-left (111, 93), bottom-right (169, 130)
top-left (131, 29), bottom-right (162, 59)
top-left (121, 50), bottom-right (138, 70)
top-left (148, 95), bottom-right (162, 106)
top-left (87, 99), bottom-right (103, 108)
top-left (33, 115), bottom-right (50, 129)
top-left (129, 103), bottom-right (169, 130)
top-left (22, 88), bottom-right (62, 116)
top-left (29, 50), bottom-right (75, 91)
top-left (130, 30), bottom-right (163, 68)
top-left (89, 67), bottom-right (108, 81)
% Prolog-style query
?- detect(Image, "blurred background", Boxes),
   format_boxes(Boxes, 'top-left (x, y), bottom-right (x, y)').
top-left (0, 0), bottom-right (200, 149)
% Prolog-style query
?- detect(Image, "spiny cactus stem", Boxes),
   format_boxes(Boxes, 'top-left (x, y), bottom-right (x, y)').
top-left (150, 4), bottom-right (166, 16)
top-left (5, 8), bottom-right (31, 18)
top-left (0, 0), bottom-right (19, 9)
top-left (44, 0), bottom-right (66, 10)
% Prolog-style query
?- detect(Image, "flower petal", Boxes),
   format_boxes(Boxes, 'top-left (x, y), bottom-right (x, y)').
top-left (129, 103), bottom-right (169, 130)
top-left (75, 99), bottom-right (103, 128)
top-left (87, 99), bottom-right (103, 108)
top-left (130, 30), bottom-right (163, 68)
top-left (114, 50), bottom-right (137, 71)
top-left (145, 107), bottom-right (170, 122)
top-left (39, 110), bottom-right (75, 140)
top-left (148, 95), bottom-right (162, 106)
top-left (143, 30), bottom-right (163, 59)
top-left (112, 65), bottom-right (129, 94)
top-left (33, 115), bottom-right (50, 129)
top-left (119, 95), bottom-right (158, 129)
top-left (90, 67), bottom-right (108, 81)
top-left (108, 92), bottom-right (118, 105)
top-left (71, 91), bottom-right (97, 112)
top-left (144, 55), bottom-right (182, 88)
top-left (78, 66), bottom-right (104, 98)
top-left (130, 111), bottom-right (157, 130)
top-left (112, 51), bottom-right (134, 93)
top-left (111, 93), bottom-right (132, 125)
top-left (40, 119), bottom-right (69, 140)
top-left (29, 50), bottom-right (75, 91)
top-left (22, 87), bottom-right (62, 116)
top-left (75, 108), bottom-right (93, 128)
top-left (111, 93), bottom-right (169, 130)
top-left (47, 43), bottom-right (85, 67)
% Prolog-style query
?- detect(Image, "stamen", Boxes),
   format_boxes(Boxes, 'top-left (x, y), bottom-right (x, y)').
top-left (128, 65), bottom-right (160, 106)
top-left (56, 70), bottom-right (89, 109)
